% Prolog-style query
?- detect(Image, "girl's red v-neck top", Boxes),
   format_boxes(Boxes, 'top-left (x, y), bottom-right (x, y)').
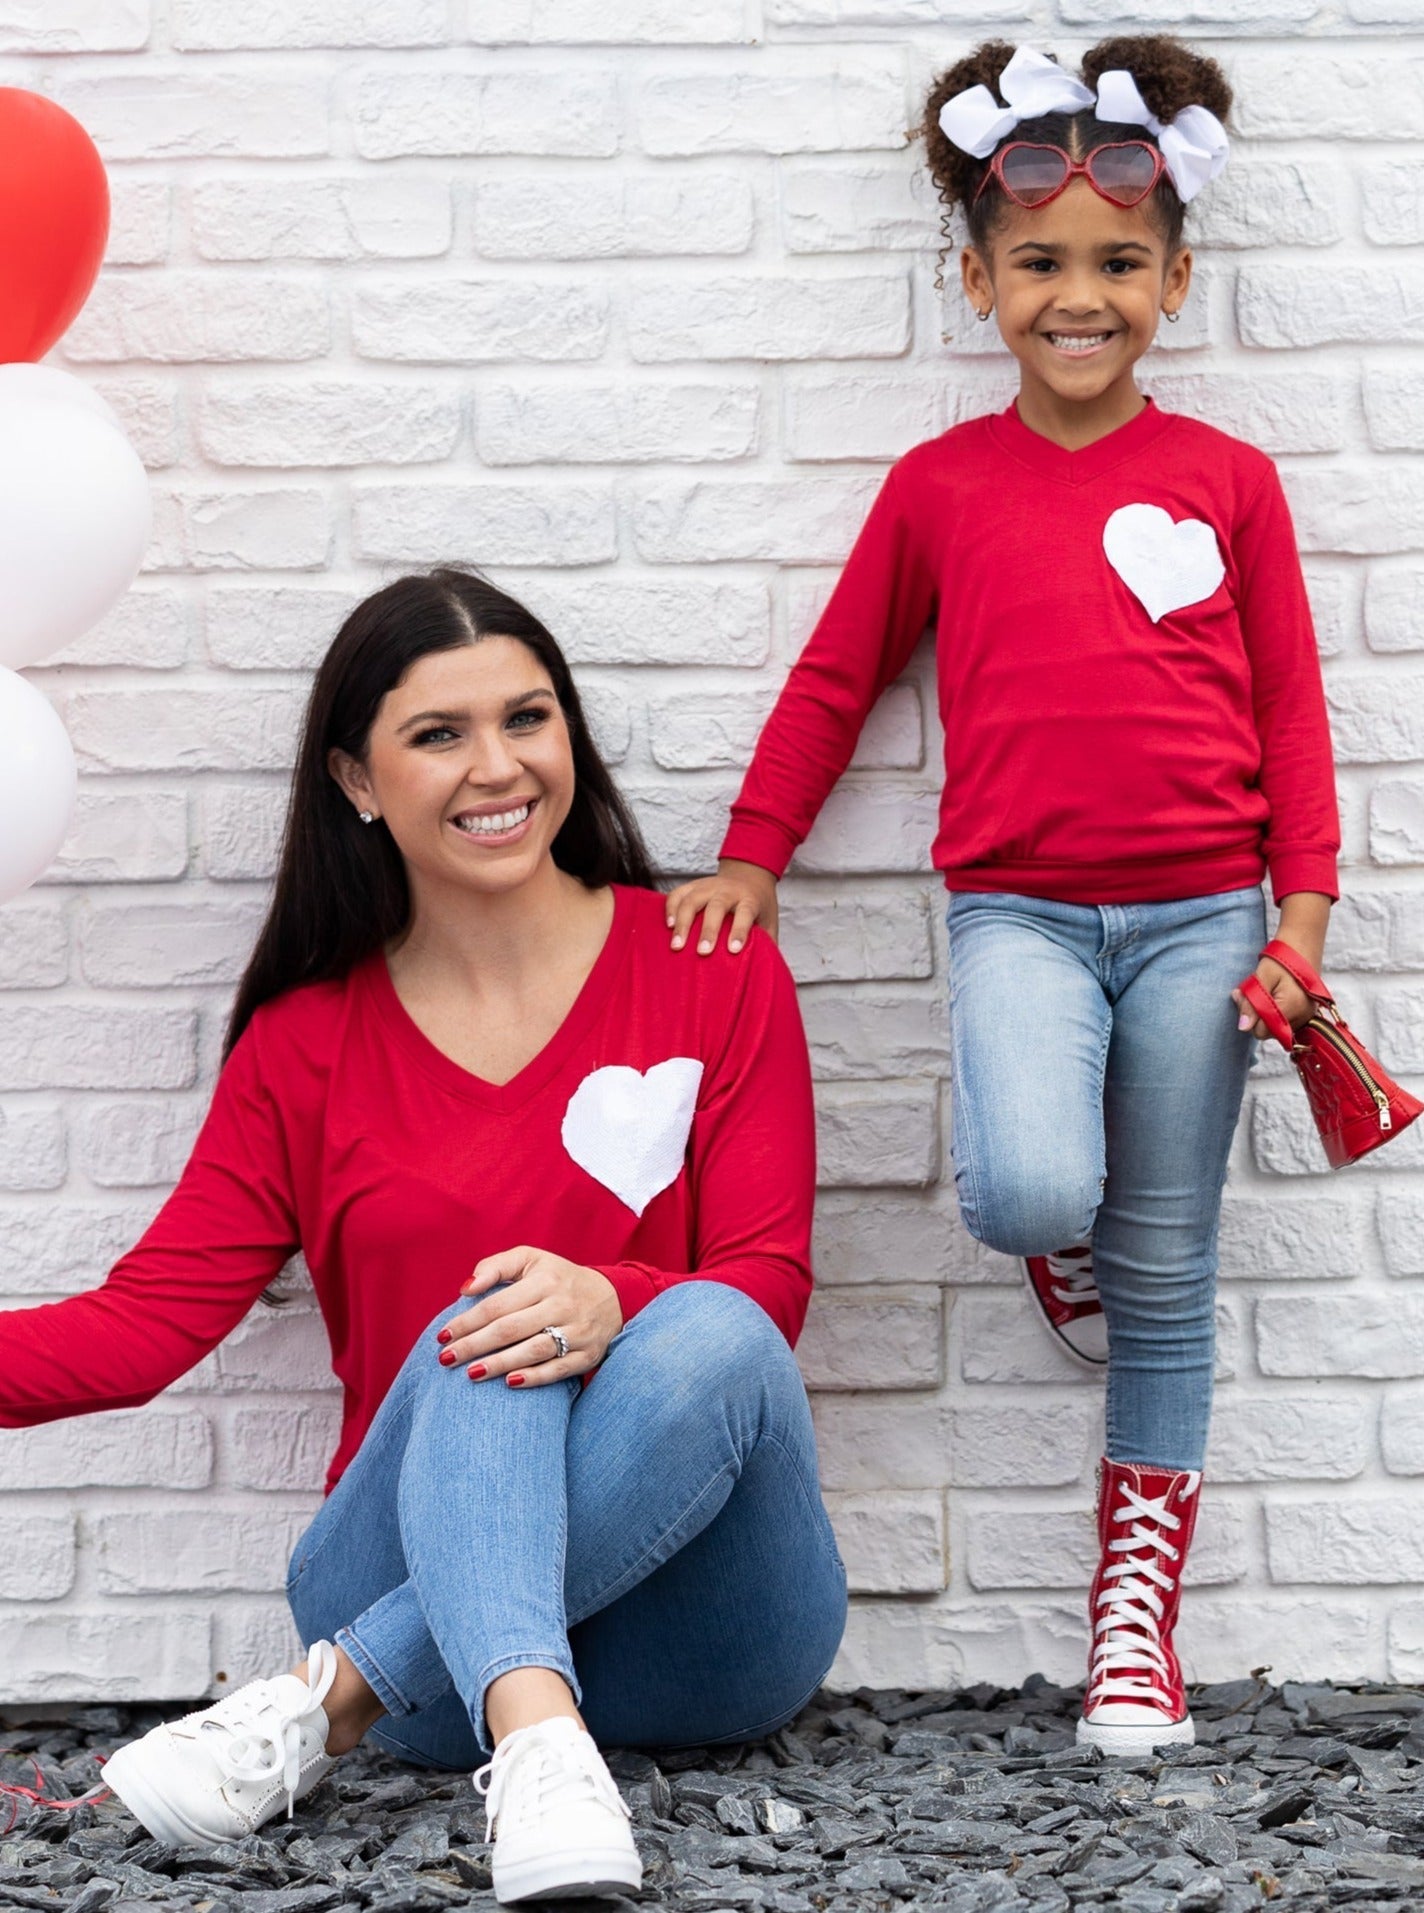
top-left (0, 887), bottom-right (816, 1492)
top-left (721, 399), bottom-right (1340, 906)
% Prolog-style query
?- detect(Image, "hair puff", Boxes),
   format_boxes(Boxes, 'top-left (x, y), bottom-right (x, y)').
top-left (1079, 34), bottom-right (1232, 129)
top-left (921, 41), bottom-right (1046, 220)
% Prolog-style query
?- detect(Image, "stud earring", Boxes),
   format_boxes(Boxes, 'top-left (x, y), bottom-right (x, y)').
top-left (358, 810), bottom-right (374, 824)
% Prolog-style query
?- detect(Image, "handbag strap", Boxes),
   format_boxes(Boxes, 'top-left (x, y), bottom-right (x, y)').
top-left (1239, 973), bottom-right (1297, 1052)
top-left (1260, 937), bottom-right (1336, 1008)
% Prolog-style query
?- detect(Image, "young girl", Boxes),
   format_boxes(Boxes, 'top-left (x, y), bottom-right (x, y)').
top-left (667, 35), bottom-right (1339, 1755)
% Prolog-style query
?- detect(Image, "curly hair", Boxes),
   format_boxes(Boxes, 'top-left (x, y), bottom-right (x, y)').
top-left (920, 34), bottom-right (1232, 262)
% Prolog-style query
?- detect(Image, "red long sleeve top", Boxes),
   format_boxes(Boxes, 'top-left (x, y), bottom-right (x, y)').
top-left (722, 400), bottom-right (1339, 906)
top-left (0, 887), bottom-right (816, 1492)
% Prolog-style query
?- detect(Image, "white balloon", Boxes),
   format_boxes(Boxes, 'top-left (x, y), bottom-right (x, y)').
top-left (0, 669), bottom-right (77, 904)
top-left (0, 363), bottom-right (125, 437)
top-left (0, 394), bottom-right (152, 670)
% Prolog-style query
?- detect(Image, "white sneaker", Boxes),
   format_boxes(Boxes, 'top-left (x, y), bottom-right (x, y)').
top-left (103, 1641), bottom-right (338, 1850)
top-left (477, 1715), bottom-right (642, 1904)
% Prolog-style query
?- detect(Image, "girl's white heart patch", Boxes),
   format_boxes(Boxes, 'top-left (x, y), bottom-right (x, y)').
top-left (1102, 503), bottom-right (1225, 624)
top-left (562, 1058), bottom-right (705, 1217)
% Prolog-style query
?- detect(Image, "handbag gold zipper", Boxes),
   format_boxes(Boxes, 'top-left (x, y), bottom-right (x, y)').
top-left (1295, 1016), bottom-right (1393, 1130)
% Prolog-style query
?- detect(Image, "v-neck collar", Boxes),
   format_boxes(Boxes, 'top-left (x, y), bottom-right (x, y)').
top-left (360, 883), bottom-right (634, 1111)
top-left (988, 394), bottom-right (1177, 487)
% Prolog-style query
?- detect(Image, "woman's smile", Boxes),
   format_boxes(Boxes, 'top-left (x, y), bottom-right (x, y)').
top-left (449, 796), bottom-right (540, 844)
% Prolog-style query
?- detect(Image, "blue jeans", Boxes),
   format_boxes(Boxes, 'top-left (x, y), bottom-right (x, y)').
top-left (286, 1281), bottom-right (847, 1766)
top-left (946, 884), bottom-right (1266, 1472)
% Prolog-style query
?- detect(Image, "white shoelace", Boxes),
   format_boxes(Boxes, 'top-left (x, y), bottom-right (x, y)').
top-left (204, 1639), bottom-right (337, 1818)
top-left (1047, 1245), bottom-right (1099, 1309)
top-left (476, 1722), bottom-right (631, 1840)
top-left (1088, 1475), bottom-right (1199, 1711)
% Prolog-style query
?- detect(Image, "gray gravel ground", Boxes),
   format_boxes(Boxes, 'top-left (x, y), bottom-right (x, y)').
top-left (5, 1675), bottom-right (1424, 1912)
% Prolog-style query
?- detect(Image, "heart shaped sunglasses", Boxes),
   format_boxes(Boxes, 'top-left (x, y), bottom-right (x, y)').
top-left (974, 140), bottom-right (1168, 211)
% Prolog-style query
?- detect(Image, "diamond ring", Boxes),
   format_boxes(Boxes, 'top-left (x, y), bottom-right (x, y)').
top-left (542, 1325), bottom-right (570, 1361)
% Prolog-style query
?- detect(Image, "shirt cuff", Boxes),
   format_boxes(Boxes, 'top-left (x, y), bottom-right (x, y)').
top-left (1269, 850), bottom-right (1340, 907)
top-left (718, 816), bottom-right (797, 879)
top-left (592, 1263), bottom-right (660, 1328)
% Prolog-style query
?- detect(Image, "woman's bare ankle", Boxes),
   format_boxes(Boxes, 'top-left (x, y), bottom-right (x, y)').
top-left (486, 1667), bottom-right (584, 1747)
top-left (290, 1646), bottom-right (385, 1757)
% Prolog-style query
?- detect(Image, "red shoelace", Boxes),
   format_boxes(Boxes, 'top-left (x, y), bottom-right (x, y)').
top-left (0, 1758), bottom-right (110, 1834)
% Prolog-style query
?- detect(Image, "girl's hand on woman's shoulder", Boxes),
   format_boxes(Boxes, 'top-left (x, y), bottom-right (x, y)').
top-left (436, 1247), bottom-right (624, 1386)
top-left (665, 859), bottom-right (779, 956)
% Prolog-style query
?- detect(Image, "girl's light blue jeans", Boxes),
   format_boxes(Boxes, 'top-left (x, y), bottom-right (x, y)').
top-left (946, 883), bottom-right (1267, 1473)
top-left (286, 1281), bottom-right (848, 1767)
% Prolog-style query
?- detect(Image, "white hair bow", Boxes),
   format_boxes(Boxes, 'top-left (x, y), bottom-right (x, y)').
top-left (1094, 68), bottom-right (1229, 203)
top-left (938, 46), bottom-right (1094, 160)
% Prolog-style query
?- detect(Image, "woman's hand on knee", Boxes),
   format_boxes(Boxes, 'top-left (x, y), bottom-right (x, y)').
top-left (436, 1246), bottom-right (623, 1386)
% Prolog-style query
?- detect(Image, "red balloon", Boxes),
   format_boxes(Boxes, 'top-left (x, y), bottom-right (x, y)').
top-left (0, 89), bottom-right (109, 363)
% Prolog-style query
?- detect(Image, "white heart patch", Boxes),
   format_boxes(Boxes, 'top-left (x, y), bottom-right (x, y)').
top-left (1103, 503), bottom-right (1225, 624)
top-left (561, 1058), bottom-right (705, 1218)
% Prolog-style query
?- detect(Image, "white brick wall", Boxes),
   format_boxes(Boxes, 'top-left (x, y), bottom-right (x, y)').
top-left (0, 0), bottom-right (1420, 1704)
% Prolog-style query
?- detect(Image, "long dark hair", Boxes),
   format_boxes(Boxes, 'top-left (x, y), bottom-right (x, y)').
top-left (225, 567), bottom-right (657, 1059)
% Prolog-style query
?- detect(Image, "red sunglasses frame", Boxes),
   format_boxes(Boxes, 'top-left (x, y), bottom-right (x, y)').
top-left (974, 140), bottom-right (1168, 211)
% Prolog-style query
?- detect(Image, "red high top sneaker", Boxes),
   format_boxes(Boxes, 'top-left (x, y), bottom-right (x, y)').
top-left (1077, 1458), bottom-right (1201, 1755)
top-left (1022, 1245), bottom-right (1107, 1367)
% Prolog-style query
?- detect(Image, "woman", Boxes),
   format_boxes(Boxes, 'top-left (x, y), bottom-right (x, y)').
top-left (0, 570), bottom-right (847, 1905)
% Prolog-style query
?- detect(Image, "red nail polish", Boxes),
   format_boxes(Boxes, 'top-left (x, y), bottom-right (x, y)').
top-left (437, 1327), bottom-right (452, 1344)
top-left (438, 1348), bottom-right (458, 1366)
top-left (467, 1364), bottom-right (486, 1380)
top-left (508, 1373), bottom-right (525, 1387)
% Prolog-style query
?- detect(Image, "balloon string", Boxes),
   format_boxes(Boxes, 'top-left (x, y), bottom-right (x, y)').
top-left (0, 1757), bottom-right (110, 1833)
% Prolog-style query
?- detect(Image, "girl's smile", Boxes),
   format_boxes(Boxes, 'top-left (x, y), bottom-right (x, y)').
top-left (1042, 328), bottom-right (1120, 356)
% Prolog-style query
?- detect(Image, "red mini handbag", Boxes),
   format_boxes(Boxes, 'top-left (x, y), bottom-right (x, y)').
top-left (1237, 938), bottom-right (1423, 1168)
